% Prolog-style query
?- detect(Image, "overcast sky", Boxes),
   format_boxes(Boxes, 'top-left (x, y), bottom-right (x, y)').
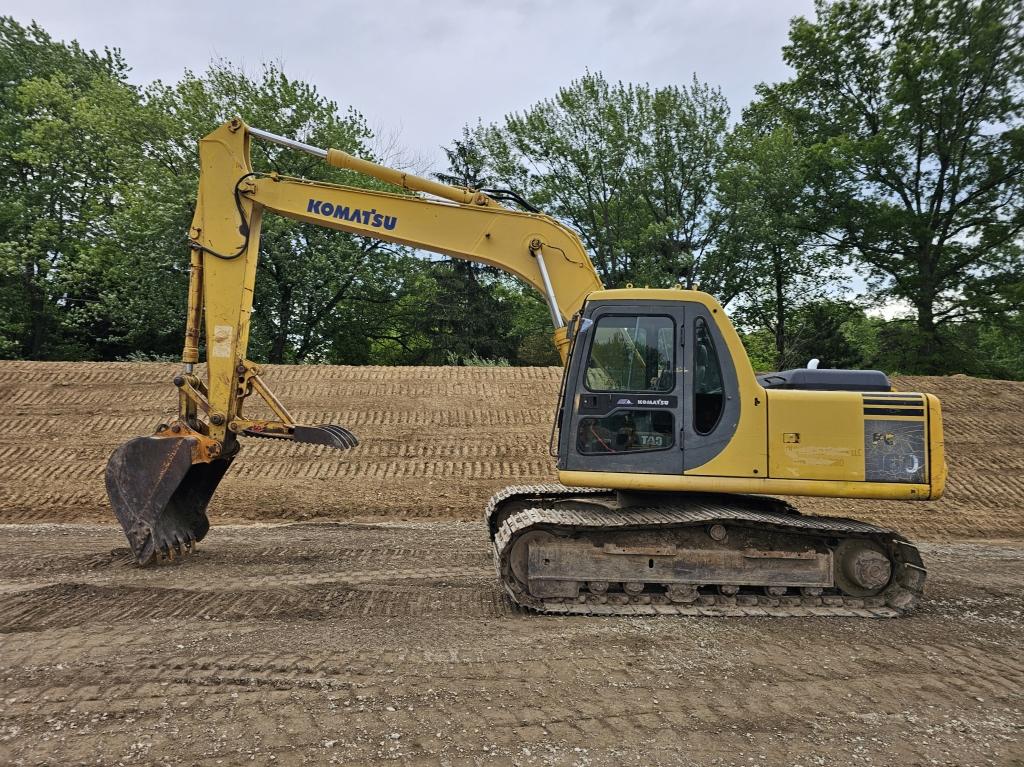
top-left (7, 0), bottom-right (815, 170)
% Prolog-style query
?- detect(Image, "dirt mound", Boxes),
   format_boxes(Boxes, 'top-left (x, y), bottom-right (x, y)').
top-left (0, 361), bottom-right (1020, 540)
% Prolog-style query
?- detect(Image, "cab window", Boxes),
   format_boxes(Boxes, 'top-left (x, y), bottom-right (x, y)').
top-left (577, 410), bottom-right (674, 454)
top-left (693, 318), bottom-right (724, 435)
top-left (584, 315), bottom-right (674, 392)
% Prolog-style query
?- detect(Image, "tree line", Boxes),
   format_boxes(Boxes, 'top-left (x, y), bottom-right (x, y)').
top-left (1, 0), bottom-right (1022, 377)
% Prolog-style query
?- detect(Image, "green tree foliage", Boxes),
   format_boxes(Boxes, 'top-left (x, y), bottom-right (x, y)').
top-left (1, 14), bottom-right (1022, 380)
top-left (478, 72), bottom-right (736, 294)
top-left (742, 300), bottom-right (867, 371)
top-left (377, 260), bottom-right (555, 365)
top-left (419, 126), bottom-right (558, 366)
top-left (0, 18), bottom-right (142, 359)
top-left (631, 78), bottom-right (733, 291)
top-left (967, 313), bottom-right (1024, 379)
top-left (743, 299), bottom-right (1024, 380)
top-left (717, 121), bottom-right (837, 370)
top-left (787, 300), bottom-right (876, 369)
top-left (136, 61), bottom-right (397, 364)
top-left (434, 124), bottom-right (495, 191)
top-left (764, 0), bottom-right (1024, 372)
top-left (0, 20), bottom-right (411, 365)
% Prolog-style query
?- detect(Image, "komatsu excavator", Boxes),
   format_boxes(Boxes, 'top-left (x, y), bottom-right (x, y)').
top-left (105, 118), bottom-right (945, 617)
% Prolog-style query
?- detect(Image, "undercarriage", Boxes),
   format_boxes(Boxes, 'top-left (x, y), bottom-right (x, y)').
top-left (486, 485), bottom-right (926, 617)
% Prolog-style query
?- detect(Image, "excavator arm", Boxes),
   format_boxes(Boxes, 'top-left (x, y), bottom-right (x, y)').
top-left (105, 118), bottom-right (603, 563)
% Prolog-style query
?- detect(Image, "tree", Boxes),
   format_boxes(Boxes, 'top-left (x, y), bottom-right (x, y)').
top-left (427, 126), bottom-right (557, 366)
top-left (0, 17), bottom-right (144, 359)
top-left (0, 20), bottom-right (406, 365)
top-left (434, 124), bottom-right (496, 191)
top-left (115, 61), bottom-right (400, 364)
top-left (433, 126), bottom-right (514, 364)
top-left (631, 77), bottom-right (733, 292)
top-left (717, 121), bottom-right (837, 369)
top-left (768, 0), bottom-right (1024, 371)
top-left (786, 300), bottom-right (874, 369)
top-left (481, 73), bottom-right (639, 285)
top-left (479, 72), bottom-right (735, 293)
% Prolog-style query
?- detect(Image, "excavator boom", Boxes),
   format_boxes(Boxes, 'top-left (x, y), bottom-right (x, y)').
top-left (106, 118), bottom-right (602, 563)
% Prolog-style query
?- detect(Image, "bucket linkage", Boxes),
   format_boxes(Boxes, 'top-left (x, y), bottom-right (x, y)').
top-left (104, 363), bottom-right (356, 564)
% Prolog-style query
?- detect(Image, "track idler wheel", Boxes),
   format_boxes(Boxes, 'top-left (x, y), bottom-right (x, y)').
top-left (105, 423), bottom-right (234, 565)
top-left (834, 539), bottom-right (892, 597)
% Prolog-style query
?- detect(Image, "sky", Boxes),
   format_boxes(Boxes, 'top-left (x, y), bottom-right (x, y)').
top-left (6, 0), bottom-right (816, 171)
top-left (10, 0), bottom-right (903, 315)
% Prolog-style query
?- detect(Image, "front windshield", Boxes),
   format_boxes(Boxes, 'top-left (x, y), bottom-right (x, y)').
top-left (584, 315), bottom-right (674, 392)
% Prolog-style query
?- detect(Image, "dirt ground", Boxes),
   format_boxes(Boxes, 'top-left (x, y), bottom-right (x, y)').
top-left (1, 362), bottom-right (1023, 766)
top-left (0, 524), bottom-right (1022, 766)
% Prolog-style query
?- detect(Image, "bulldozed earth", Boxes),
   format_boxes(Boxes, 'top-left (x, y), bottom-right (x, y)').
top-left (0, 361), bottom-right (1022, 766)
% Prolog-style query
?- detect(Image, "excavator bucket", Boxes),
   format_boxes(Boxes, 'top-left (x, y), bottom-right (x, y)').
top-left (104, 434), bottom-right (234, 565)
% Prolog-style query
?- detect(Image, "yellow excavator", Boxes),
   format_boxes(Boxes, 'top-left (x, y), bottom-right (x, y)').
top-left (106, 118), bottom-right (946, 617)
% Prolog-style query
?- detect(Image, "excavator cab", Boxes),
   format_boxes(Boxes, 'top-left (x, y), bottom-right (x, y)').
top-left (557, 291), bottom-right (739, 478)
top-left (555, 287), bottom-right (944, 501)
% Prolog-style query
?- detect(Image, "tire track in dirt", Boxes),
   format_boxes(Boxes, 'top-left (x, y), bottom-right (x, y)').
top-left (0, 458), bottom-right (554, 483)
top-left (5, 637), bottom-right (1019, 708)
top-left (0, 437), bottom-right (548, 464)
top-left (0, 529), bottom-right (1020, 767)
top-left (0, 580), bottom-right (508, 631)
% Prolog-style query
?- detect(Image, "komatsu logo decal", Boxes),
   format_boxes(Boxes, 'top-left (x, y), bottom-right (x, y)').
top-left (615, 397), bottom-right (670, 407)
top-left (307, 199), bottom-right (397, 230)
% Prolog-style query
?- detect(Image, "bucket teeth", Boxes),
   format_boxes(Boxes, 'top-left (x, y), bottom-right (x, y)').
top-left (105, 434), bottom-right (232, 565)
top-left (292, 424), bottom-right (359, 450)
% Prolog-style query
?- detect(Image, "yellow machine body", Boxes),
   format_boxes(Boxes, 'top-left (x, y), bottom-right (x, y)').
top-left (558, 289), bottom-right (946, 501)
top-left (104, 119), bottom-right (946, 572)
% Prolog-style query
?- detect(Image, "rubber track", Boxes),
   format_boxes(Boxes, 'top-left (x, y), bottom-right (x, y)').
top-left (487, 485), bottom-right (926, 618)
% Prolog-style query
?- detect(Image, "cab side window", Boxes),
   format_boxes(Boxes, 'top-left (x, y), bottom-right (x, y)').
top-left (693, 318), bottom-right (724, 435)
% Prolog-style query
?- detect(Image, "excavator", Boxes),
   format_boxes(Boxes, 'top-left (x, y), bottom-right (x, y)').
top-left (105, 118), bottom-right (945, 617)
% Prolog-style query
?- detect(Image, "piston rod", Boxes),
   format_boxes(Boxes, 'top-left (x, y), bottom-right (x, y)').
top-left (530, 241), bottom-right (566, 330)
top-left (247, 125), bottom-right (494, 207)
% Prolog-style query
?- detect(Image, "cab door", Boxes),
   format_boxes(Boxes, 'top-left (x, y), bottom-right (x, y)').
top-left (560, 302), bottom-right (686, 475)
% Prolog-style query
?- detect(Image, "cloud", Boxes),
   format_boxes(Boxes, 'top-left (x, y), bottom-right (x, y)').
top-left (6, 0), bottom-right (814, 169)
